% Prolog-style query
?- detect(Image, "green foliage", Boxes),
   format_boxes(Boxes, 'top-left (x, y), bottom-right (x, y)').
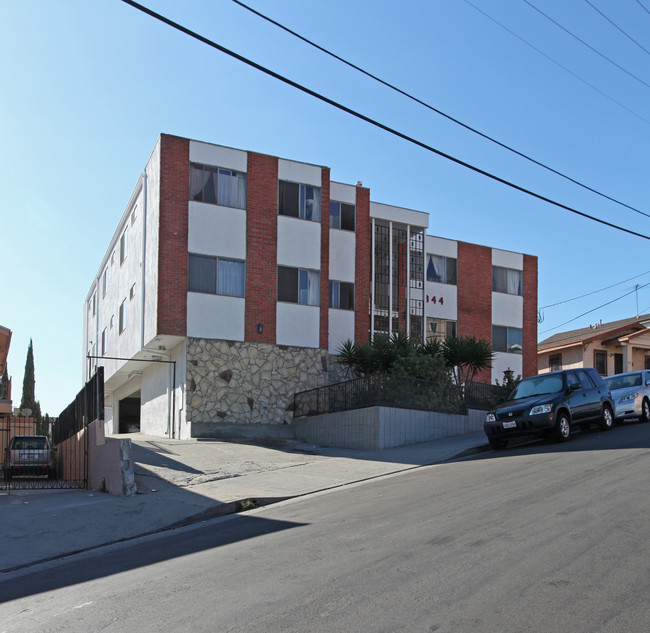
top-left (20, 339), bottom-right (42, 422)
top-left (337, 332), bottom-right (493, 387)
top-left (442, 335), bottom-right (494, 385)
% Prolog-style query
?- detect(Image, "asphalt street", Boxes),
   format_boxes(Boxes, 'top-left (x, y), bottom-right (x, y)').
top-left (2, 423), bottom-right (648, 633)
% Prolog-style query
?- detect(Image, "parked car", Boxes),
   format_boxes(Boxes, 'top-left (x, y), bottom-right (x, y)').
top-left (3, 435), bottom-right (57, 480)
top-left (602, 370), bottom-right (650, 423)
top-left (484, 368), bottom-right (614, 450)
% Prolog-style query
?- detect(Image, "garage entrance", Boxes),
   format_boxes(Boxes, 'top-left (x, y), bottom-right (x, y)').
top-left (119, 394), bottom-right (141, 433)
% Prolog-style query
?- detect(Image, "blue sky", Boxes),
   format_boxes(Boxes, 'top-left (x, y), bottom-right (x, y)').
top-left (1, 0), bottom-right (649, 415)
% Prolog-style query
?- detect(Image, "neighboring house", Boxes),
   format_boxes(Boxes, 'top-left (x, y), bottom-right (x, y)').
top-left (83, 134), bottom-right (538, 439)
top-left (0, 325), bottom-right (12, 418)
top-left (538, 314), bottom-right (650, 377)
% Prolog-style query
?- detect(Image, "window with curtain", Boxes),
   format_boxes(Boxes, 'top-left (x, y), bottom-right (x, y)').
top-left (279, 181), bottom-right (321, 222)
top-left (190, 163), bottom-right (246, 209)
top-left (493, 325), bottom-right (523, 353)
top-left (426, 254), bottom-right (457, 284)
top-left (329, 280), bottom-right (354, 310)
top-left (492, 266), bottom-right (523, 295)
top-left (278, 266), bottom-right (320, 305)
top-left (188, 254), bottom-right (245, 297)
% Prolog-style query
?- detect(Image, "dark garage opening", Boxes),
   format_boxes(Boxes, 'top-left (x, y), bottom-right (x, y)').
top-left (119, 395), bottom-right (141, 433)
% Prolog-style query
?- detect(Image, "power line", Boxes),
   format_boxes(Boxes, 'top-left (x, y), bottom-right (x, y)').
top-left (522, 0), bottom-right (650, 89)
top-left (232, 0), bottom-right (650, 220)
top-left (540, 270), bottom-right (650, 309)
top-left (118, 0), bottom-right (650, 242)
top-left (635, 0), bottom-right (650, 17)
top-left (462, 0), bottom-right (650, 126)
top-left (539, 281), bottom-right (650, 335)
top-left (584, 0), bottom-right (650, 57)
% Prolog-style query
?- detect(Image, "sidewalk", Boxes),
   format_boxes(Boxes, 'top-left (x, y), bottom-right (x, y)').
top-left (0, 432), bottom-right (489, 573)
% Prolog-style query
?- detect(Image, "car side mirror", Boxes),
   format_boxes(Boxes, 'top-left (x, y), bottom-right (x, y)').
top-left (569, 383), bottom-right (580, 392)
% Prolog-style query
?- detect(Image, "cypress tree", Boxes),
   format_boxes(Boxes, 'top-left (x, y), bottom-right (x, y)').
top-left (20, 339), bottom-right (41, 421)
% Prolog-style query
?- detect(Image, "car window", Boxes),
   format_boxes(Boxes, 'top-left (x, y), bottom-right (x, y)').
top-left (566, 372), bottom-right (580, 389)
top-left (510, 374), bottom-right (563, 399)
top-left (576, 369), bottom-right (595, 389)
top-left (11, 437), bottom-right (48, 450)
top-left (604, 374), bottom-right (642, 389)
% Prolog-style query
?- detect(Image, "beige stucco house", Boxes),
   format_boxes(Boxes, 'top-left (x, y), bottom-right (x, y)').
top-left (538, 314), bottom-right (650, 377)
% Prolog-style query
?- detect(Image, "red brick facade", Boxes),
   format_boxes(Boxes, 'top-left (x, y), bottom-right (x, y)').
top-left (319, 168), bottom-right (331, 349)
top-left (457, 241), bottom-right (492, 383)
top-left (354, 186), bottom-right (371, 344)
top-left (157, 134), bottom-right (189, 337)
top-left (245, 152), bottom-right (279, 344)
top-left (522, 254), bottom-right (538, 378)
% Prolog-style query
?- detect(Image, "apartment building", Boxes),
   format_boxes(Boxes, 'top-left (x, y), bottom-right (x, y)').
top-left (83, 134), bottom-right (537, 439)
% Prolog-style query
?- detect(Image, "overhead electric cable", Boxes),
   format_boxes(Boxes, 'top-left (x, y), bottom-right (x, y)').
top-left (584, 0), bottom-right (650, 56)
top-left (539, 281), bottom-right (650, 335)
top-left (119, 0), bottom-right (650, 242)
top-left (634, 0), bottom-right (650, 16)
top-left (232, 0), bottom-right (650, 219)
top-left (462, 0), bottom-right (650, 126)
top-left (540, 270), bottom-right (650, 309)
top-left (522, 0), bottom-right (650, 88)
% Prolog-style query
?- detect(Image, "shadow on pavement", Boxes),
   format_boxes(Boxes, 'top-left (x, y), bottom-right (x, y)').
top-left (0, 513), bottom-right (306, 604)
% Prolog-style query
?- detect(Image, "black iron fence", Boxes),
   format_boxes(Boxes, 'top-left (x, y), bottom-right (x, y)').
top-left (464, 381), bottom-right (511, 411)
top-left (294, 375), bottom-right (510, 419)
top-left (294, 373), bottom-right (466, 418)
top-left (1, 368), bottom-right (104, 492)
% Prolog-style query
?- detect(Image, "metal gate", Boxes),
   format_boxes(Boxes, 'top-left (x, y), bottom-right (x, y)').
top-left (0, 368), bottom-right (102, 492)
top-left (0, 415), bottom-right (86, 491)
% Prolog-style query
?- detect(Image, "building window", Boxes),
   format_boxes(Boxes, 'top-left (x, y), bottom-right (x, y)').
top-left (493, 325), bottom-right (522, 353)
top-left (645, 356), bottom-right (650, 370)
top-left (329, 201), bottom-right (355, 231)
top-left (594, 350), bottom-right (607, 375)
top-left (188, 254), bottom-right (245, 297)
top-left (278, 266), bottom-right (320, 305)
top-left (493, 266), bottom-right (522, 295)
top-left (120, 227), bottom-right (128, 264)
top-left (426, 255), bottom-right (457, 285)
top-left (101, 328), bottom-right (107, 356)
top-left (91, 293), bottom-right (96, 316)
top-left (110, 315), bottom-right (114, 330)
top-left (189, 163), bottom-right (246, 209)
top-left (119, 299), bottom-right (126, 334)
top-left (279, 181), bottom-right (321, 222)
top-left (329, 281), bottom-right (354, 310)
top-left (426, 318), bottom-right (457, 342)
top-left (130, 283), bottom-right (136, 300)
top-left (102, 269), bottom-right (108, 297)
top-left (549, 354), bottom-right (562, 371)
top-left (131, 204), bottom-right (137, 225)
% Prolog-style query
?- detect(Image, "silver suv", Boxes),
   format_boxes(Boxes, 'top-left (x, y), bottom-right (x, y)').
top-left (4, 435), bottom-right (57, 480)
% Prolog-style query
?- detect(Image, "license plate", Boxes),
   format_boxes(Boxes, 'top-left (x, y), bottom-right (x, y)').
top-left (502, 421), bottom-right (517, 429)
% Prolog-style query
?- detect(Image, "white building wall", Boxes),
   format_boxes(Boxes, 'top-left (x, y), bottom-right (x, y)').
top-left (143, 138), bottom-right (161, 348)
top-left (492, 353), bottom-right (523, 383)
top-left (187, 294), bottom-right (245, 340)
top-left (330, 181), bottom-right (356, 204)
top-left (492, 293), bottom-right (523, 328)
top-left (329, 230), bottom-right (355, 282)
top-left (277, 216), bottom-right (321, 269)
top-left (492, 248), bottom-right (523, 270)
top-left (188, 202), bottom-right (246, 259)
top-left (278, 159), bottom-right (322, 187)
top-left (424, 236), bottom-right (458, 323)
top-left (189, 140), bottom-right (247, 173)
top-left (329, 309), bottom-right (355, 354)
top-left (276, 304), bottom-right (320, 347)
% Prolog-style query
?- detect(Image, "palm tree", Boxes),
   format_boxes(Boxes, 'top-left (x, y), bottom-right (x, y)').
top-left (443, 335), bottom-right (494, 385)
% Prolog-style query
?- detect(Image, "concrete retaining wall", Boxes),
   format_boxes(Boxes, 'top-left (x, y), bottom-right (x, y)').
top-left (88, 420), bottom-right (136, 497)
top-left (293, 407), bottom-right (486, 450)
top-left (192, 407), bottom-right (486, 450)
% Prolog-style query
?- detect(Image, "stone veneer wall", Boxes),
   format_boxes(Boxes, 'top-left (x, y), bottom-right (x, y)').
top-left (186, 339), bottom-right (333, 425)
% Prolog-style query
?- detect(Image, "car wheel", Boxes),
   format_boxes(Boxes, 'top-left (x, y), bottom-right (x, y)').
top-left (599, 405), bottom-right (614, 431)
top-left (553, 412), bottom-right (571, 442)
top-left (488, 436), bottom-right (507, 450)
top-left (641, 398), bottom-right (650, 423)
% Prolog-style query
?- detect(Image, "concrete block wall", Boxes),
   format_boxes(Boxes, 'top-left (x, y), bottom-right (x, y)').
top-left (294, 406), bottom-right (487, 450)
